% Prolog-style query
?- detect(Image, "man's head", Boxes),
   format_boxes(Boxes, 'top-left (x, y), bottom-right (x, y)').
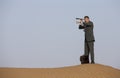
top-left (84, 16), bottom-right (90, 23)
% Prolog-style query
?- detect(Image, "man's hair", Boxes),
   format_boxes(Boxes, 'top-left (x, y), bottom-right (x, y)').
top-left (84, 16), bottom-right (89, 19)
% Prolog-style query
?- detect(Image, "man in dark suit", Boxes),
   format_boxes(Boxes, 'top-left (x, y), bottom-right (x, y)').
top-left (79, 16), bottom-right (95, 64)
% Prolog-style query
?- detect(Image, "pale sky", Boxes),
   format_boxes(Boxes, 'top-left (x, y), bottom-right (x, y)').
top-left (0, 0), bottom-right (120, 69)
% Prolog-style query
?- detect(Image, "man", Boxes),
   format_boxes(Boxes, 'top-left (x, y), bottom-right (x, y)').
top-left (79, 16), bottom-right (95, 64)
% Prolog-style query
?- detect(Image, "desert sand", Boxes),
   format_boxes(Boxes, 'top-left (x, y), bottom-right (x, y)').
top-left (0, 64), bottom-right (120, 78)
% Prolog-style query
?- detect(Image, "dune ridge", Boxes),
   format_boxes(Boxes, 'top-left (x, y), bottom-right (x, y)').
top-left (0, 64), bottom-right (120, 78)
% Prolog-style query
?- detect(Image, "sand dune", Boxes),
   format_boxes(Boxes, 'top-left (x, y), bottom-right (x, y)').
top-left (0, 64), bottom-right (120, 78)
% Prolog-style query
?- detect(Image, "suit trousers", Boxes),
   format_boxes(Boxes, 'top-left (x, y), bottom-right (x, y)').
top-left (84, 41), bottom-right (94, 62)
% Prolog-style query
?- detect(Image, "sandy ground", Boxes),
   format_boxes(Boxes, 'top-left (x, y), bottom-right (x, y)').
top-left (0, 64), bottom-right (120, 78)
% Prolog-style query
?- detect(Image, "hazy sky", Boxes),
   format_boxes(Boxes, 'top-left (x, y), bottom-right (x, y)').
top-left (0, 0), bottom-right (120, 69)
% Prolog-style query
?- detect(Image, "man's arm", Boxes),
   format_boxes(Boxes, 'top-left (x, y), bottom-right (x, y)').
top-left (78, 21), bottom-right (85, 29)
top-left (79, 25), bottom-right (85, 29)
top-left (79, 22), bottom-right (93, 29)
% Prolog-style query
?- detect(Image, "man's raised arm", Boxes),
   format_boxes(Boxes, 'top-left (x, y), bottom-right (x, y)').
top-left (79, 25), bottom-right (85, 29)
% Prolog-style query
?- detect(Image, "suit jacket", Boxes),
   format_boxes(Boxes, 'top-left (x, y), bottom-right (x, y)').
top-left (79, 21), bottom-right (95, 42)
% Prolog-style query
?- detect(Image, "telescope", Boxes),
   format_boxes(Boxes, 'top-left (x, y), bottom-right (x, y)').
top-left (76, 18), bottom-right (84, 24)
top-left (76, 18), bottom-right (84, 20)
